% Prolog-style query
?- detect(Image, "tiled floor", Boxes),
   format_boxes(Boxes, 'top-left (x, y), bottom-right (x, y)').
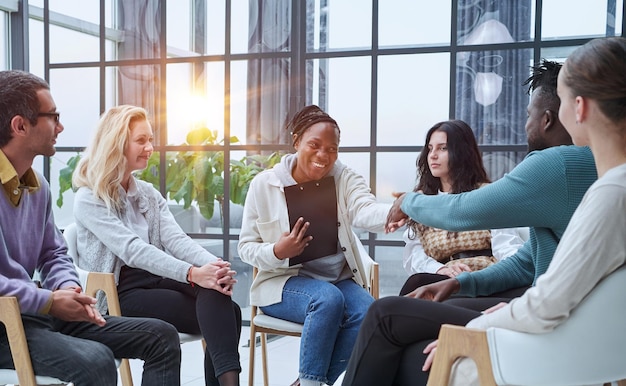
top-left (121, 324), bottom-right (346, 386)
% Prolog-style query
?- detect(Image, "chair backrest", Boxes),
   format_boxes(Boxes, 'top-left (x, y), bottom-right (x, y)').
top-left (63, 222), bottom-right (78, 262)
top-left (487, 264), bottom-right (626, 385)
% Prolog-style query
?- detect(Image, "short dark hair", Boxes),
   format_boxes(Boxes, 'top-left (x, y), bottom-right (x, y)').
top-left (0, 70), bottom-right (50, 147)
top-left (285, 105), bottom-right (340, 145)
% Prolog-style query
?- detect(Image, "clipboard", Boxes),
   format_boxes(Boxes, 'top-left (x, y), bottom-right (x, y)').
top-left (284, 176), bottom-right (338, 266)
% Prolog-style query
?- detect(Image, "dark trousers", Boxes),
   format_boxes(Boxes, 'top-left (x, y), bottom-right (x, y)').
top-left (0, 313), bottom-right (181, 386)
top-left (342, 275), bottom-right (530, 385)
top-left (117, 266), bottom-right (242, 386)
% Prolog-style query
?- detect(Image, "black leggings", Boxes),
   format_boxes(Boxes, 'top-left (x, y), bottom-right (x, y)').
top-left (117, 266), bottom-right (242, 386)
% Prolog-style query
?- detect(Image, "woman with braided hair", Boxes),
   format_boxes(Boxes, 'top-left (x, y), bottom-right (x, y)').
top-left (238, 105), bottom-right (393, 386)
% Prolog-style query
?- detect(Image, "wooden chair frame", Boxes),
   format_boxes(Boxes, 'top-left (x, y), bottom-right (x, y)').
top-left (428, 324), bottom-right (626, 386)
top-left (63, 222), bottom-right (205, 384)
top-left (0, 272), bottom-right (132, 386)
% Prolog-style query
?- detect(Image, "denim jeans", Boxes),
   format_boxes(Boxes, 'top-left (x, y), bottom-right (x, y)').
top-left (0, 313), bottom-right (181, 386)
top-left (261, 276), bottom-right (374, 385)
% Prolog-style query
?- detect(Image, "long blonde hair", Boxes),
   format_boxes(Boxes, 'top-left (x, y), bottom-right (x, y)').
top-left (73, 105), bottom-right (149, 213)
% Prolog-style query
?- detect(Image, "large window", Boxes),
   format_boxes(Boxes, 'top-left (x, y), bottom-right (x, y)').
top-left (6, 0), bottom-right (624, 308)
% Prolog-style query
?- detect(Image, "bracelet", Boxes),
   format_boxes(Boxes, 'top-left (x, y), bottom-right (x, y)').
top-left (187, 266), bottom-right (195, 287)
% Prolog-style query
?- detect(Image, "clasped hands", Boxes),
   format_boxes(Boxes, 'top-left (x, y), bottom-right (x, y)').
top-left (189, 259), bottom-right (238, 296)
top-left (49, 286), bottom-right (106, 326)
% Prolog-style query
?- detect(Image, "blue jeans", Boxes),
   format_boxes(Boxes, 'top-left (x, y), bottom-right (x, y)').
top-left (261, 276), bottom-right (374, 384)
top-left (0, 313), bottom-right (181, 386)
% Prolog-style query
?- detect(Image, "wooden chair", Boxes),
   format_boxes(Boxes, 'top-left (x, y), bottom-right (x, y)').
top-left (64, 223), bottom-right (205, 382)
top-left (0, 272), bottom-right (130, 386)
top-left (247, 247), bottom-right (379, 386)
top-left (428, 265), bottom-right (626, 386)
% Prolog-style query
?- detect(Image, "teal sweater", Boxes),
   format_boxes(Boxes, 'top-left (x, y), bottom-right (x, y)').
top-left (400, 145), bottom-right (597, 297)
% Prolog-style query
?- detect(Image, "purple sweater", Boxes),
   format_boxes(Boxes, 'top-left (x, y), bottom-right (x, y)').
top-left (0, 169), bottom-right (80, 313)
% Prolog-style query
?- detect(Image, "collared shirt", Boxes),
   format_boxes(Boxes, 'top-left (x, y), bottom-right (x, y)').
top-left (0, 149), bottom-right (40, 206)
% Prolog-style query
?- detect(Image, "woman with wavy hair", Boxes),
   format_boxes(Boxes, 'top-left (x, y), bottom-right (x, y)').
top-left (399, 120), bottom-right (524, 296)
top-left (73, 105), bottom-right (242, 386)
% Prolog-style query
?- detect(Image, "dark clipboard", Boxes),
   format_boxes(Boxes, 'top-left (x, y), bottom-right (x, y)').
top-left (284, 176), bottom-right (338, 266)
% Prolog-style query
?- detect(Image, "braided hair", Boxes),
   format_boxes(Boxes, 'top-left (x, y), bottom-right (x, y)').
top-left (285, 105), bottom-right (340, 145)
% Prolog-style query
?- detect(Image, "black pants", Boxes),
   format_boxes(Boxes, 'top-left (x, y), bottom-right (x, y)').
top-left (118, 266), bottom-right (242, 386)
top-left (341, 275), bottom-right (529, 385)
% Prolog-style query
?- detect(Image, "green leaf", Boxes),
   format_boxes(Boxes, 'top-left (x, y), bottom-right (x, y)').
top-left (186, 127), bottom-right (212, 145)
top-left (56, 153), bottom-right (81, 208)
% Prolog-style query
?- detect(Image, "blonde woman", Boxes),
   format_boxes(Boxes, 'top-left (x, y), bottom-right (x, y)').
top-left (73, 105), bottom-right (241, 386)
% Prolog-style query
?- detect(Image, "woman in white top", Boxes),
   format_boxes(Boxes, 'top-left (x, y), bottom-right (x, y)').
top-left (399, 120), bottom-right (526, 295)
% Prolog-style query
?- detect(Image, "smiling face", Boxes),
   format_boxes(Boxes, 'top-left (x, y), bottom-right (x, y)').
top-left (292, 121), bottom-right (339, 183)
top-left (27, 89), bottom-right (64, 158)
top-left (427, 130), bottom-right (451, 190)
top-left (124, 119), bottom-right (154, 174)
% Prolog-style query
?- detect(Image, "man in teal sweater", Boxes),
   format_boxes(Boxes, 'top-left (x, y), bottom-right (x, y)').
top-left (385, 60), bottom-right (597, 307)
top-left (342, 60), bottom-right (598, 385)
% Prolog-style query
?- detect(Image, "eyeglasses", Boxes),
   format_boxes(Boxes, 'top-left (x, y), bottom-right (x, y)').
top-left (38, 112), bottom-right (60, 124)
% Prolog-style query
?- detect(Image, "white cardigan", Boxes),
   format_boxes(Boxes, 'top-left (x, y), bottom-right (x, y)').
top-left (238, 165), bottom-right (390, 307)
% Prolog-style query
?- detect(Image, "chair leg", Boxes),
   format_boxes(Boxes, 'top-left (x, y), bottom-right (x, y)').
top-left (119, 358), bottom-right (134, 386)
top-left (0, 297), bottom-right (38, 386)
top-left (261, 333), bottom-right (269, 386)
top-left (249, 326), bottom-right (256, 386)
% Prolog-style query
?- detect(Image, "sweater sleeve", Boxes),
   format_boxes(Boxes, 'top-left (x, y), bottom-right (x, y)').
top-left (456, 239), bottom-right (535, 296)
top-left (467, 177), bottom-right (626, 333)
top-left (149, 183), bottom-right (218, 266)
top-left (237, 173), bottom-right (291, 271)
top-left (400, 148), bottom-right (579, 296)
top-left (74, 187), bottom-right (192, 283)
top-left (341, 168), bottom-right (390, 233)
top-left (399, 148), bottom-right (572, 232)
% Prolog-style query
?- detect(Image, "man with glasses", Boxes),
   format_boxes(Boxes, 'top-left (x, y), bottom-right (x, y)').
top-left (0, 70), bottom-right (182, 385)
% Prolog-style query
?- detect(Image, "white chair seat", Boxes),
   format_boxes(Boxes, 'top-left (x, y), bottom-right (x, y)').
top-left (178, 333), bottom-right (204, 345)
top-left (0, 359), bottom-right (123, 386)
top-left (0, 370), bottom-right (67, 385)
top-left (428, 265), bottom-right (626, 386)
top-left (252, 315), bottom-right (304, 334)
top-left (487, 264), bottom-right (626, 386)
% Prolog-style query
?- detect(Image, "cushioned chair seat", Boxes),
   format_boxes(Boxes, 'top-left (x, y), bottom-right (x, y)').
top-left (252, 314), bottom-right (304, 334)
top-left (428, 265), bottom-right (626, 386)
